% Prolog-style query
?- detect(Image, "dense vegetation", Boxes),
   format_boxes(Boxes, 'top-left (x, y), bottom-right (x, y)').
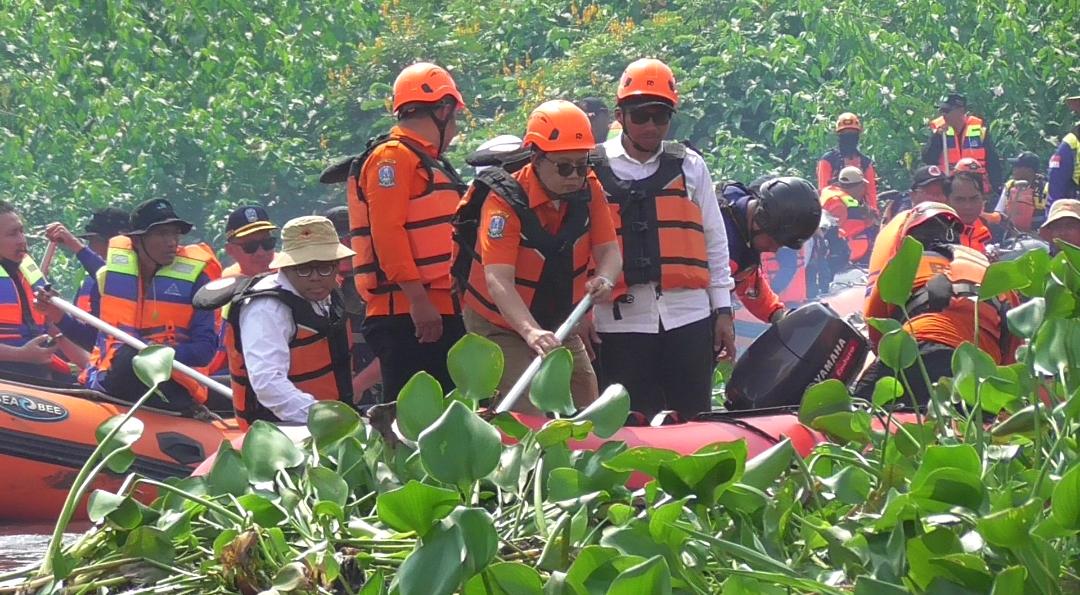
top-left (5, 238), bottom-right (1080, 594)
top-left (2, 0), bottom-right (1078, 253)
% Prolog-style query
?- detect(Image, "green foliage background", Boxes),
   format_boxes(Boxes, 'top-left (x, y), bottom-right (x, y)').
top-left (2, 0), bottom-right (1077, 261)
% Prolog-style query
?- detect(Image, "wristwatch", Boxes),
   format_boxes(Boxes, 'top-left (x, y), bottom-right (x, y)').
top-left (712, 307), bottom-right (732, 317)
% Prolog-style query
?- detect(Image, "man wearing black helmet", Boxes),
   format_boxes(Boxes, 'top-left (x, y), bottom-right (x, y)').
top-left (719, 177), bottom-right (822, 323)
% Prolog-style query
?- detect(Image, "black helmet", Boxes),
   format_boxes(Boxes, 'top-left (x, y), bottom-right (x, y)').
top-left (754, 176), bottom-right (821, 249)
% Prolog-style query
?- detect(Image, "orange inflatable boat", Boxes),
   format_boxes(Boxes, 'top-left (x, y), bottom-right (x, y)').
top-left (0, 376), bottom-right (242, 522)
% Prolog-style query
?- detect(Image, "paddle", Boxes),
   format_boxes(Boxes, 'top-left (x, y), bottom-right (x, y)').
top-left (495, 294), bottom-right (594, 414)
top-left (41, 294), bottom-right (233, 399)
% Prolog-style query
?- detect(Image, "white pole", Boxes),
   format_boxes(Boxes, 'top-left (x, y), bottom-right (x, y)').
top-left (940, 128), bottom-right (951, 176)
top-left (40, 241), bottom-right (57, 277)
top-left (495, 294), bottom-right (595, 414)
top-left (45, 295), bottom-right (232, 399)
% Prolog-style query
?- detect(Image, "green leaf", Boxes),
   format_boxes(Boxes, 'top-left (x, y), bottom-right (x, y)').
top-left (906, 528), bottom-right (964, 591)
top-left (308, 466), bottom-right (349, 508)
top-left (95, 414), bottom-right (144, 474)
top-left (1007, 297), bottom-right (1045, 339)
top-left (978, 500), bottom-right (1039, 548)
top-left (990, 567), bottom-right (1027, 595)
top-left (376, 480), bottom-right (460, 536)
top-left (307, 401), bottom-right (360, 449)
top-left (871, 376), bottom-right (905, 407)
top-left (206, 440), bottom-right (249, 497)
top-left (853, 576), bottom-right (908, 595)
top-left (530, 347), bottom-right (576, 415)
top-left (798, 380), bottom-right (852, 425)
top-left (1052, 463), bottom-right (1080, 530)
top-left (821, 466), bottom-right (874, 504)
top-left (573, 383), bottom-right (630, 438)
top-left (122, 526), bottom-right (175, 565)
top-left (878, 236), bottom-right (922, 306)
top-left (603, 447), bottom-right (681, 477)
top-left (241, 421), bottom-right (305, 483)
top-left (418, 401), bottom-right (502, 488)
top-left (448, 507), bottom-right (499, 576)
top-left (463, 562), bottom-right (543, 595)
top-left (397, 372), bottom-right (448, 441)
top-left (448, 333), bottom-right (504, 403)
top-left (236, 493), bottom-right (287, 527)
top-left (360, 569), bottom-right (387, 595)
top-left (397, 523), bottom-right (466, 595)
top-left (273, 562), bottom-right (308, 591)
top-left (656, 441), bottom-right (747, 503)
top-left (741, 438), bottom-right (795, 490)
top-left (87, 490), bottom-right (142, 529)
top-left (979, 260), bottom-right (1029, 300)
top-left (132, 344), bottom-right (175, 387)
top-left (536, 419), bottom-right (593, 448)
top-left (878, 327), bottom-right (919, 371)
top-left (606, 555), bottom-right (671, 595)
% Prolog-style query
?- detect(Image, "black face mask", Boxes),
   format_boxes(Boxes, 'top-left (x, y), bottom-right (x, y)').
top-left (837, 132), bottom-right (860, 155)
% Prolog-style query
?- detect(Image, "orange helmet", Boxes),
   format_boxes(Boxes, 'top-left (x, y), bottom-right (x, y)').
top-left (522, 100), bottom-right (596, 152)
top-left (616, 59), bottom-right (678, 107)
top-left (392, 62), bottom-right (465, 113)
top-left (835, 112), bottom-right (862, 133)
top-left (954, 157), bottom-right (985, 175)
top-left (901, 201), bottom-right (963, 237)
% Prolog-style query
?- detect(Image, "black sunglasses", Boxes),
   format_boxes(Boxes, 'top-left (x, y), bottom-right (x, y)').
top-left (542, 155), bottom-right (589, 178)
top-left (234, 237), bottom-right (277, 254)
top-left (628, 107), bottom-right (673, 125)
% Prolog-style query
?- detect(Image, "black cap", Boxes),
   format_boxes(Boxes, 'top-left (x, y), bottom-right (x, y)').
top-left (575, 97), bottom-right (609, 115)
top-left (1009, 151), bottom-right (1041, 171)
top-left (127, 199), bottom-right (194, 236)
top-left (939, 93), bottom-right (967, 110)
top-left (911, 165), bottom-right (947, 190)
top-left (225, 205), bottom-right (277, 239)
top-left (79, 207), bottom-right (130, 239)
top-left (618, 95), bottom-right (676, 112)
top-left (322, 206), bottom-right (350, 239)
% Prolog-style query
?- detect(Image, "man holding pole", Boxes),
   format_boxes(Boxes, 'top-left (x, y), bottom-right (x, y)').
top-left (457, 100), bottom-right (622, 412)
top-left (80, 199), bottom-right (221, 412)
top-left (922, 93), bottom-right (1001, 194)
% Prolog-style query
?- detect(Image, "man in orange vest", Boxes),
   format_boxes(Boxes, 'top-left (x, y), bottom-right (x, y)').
top-left (923, 93), bottom-right (1001, 193)
top-left (947, 158), bottom-right (1003, 254)
top-left (222, 205), bottom-right (278, 278)
top-left (222, 216), bottom-right (356, 427)
top-left (859, 201), bottom-right (1019, 403)
top-left (81, 199), bottom-right (221, 412)
top-left (590, 58), bottom-right (736, 420)
top-left (0, 201), bottom-right (61, 377)
top-left (816, 112), bottom-right (878, 211)
top-left (458, 101), bottom-right (622, 411)
top-left (868, 165), bottom-right (949, 290)
top-left (345, 62), bottom-right (467, 402)
top-left (819, 166), bottom-right (878, 264)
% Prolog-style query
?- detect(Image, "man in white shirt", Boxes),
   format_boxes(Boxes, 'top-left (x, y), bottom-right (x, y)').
top-left (222, 215), bottom-right (356, 427)
top-left (590, 58), bottom-right (736, 420)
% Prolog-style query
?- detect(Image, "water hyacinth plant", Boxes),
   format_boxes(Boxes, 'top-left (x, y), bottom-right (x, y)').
top-left (2, 239), bottom-right (1080, 594)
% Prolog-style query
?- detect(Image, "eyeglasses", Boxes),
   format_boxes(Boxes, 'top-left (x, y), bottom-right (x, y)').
top-left (542, 155), bottom-right (589, 178)
top-left (628, 107), bottom-right (673, 125)
top-left (293, 262), bottom-right (338, 278)
top-left (234, 237), bottom-right (277, 254)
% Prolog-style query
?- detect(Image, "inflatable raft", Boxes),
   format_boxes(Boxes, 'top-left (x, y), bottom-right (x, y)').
top-left (0, 376), bottom-right (242, 521)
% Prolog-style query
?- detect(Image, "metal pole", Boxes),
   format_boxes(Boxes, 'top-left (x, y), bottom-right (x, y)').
top-left (45, 295), bottom-right (233, 399)
top-left (40, 241), bottom-right (57, 277)
top-left (940, 128), bottom-right (950, 176)
top-left (495, 294), bottom-right (595, 414)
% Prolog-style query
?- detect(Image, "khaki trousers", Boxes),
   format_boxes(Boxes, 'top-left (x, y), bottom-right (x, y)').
top-left (463, 307), bottom-right (598, 415)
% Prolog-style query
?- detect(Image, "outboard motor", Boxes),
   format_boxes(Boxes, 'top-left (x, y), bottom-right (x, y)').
top-left (726, 302), bottom-right (869, 410)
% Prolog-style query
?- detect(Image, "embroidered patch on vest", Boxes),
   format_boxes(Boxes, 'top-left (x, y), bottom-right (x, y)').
top-left (378, 163), bottom-right (396, 188)
top-left (488, 214), bottom-right (507, 239)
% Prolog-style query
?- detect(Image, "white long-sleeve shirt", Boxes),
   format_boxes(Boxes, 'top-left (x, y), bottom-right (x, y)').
top-left (594, 137), bottom-right (735, 333)
top-left (238, 272), bottom-right (333, 423)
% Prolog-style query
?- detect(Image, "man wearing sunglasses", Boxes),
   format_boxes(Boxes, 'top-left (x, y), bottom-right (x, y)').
top-left (590, 58), bottom-right (736, 420)
top-left (222, 216), bottom-right (356, 427)
top-left (222, 205), bottom-right (278, 278)
top-left (458, 100), bottom-right (622, 412)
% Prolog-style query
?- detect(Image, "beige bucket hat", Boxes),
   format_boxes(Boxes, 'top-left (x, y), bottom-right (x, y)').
top-left (269, 216), bottom-right (355, 268)
top-left (1040, 200), bottom-right (1080, 240)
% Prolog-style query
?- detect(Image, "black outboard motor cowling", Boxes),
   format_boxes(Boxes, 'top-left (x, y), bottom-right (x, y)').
top-left (726, 302), bottom-right (868, 410)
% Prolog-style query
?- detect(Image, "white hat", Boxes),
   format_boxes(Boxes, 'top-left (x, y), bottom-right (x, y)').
top-left (837, 166), bottom-right (866, 185)
top-left (269, 216), bottom-right (355, 269)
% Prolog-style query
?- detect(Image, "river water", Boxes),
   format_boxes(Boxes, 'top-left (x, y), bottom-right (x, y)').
top-left (0, 524), bottom-right (84, 573)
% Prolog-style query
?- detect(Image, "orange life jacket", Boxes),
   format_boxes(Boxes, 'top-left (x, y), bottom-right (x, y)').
top-left (960, 218), bottom-right (993, 255)
top-left (82, 236), bottom-right (221, 400)
top-left (930, 115), bottom-right (991, 192)
top-left (591, 142), bottom-right (710, 295)
top-left (459, 168), bottom-right (593, 331)
top-left (0, 256), bottom-right (46, 346)
top-left (761, 247), bottom-right (807, 305)
top-left (820, 185), bottom-right (876, 263)
top-left (223, 278), bottom-right (353, 429)
top-left (346, 134), bottom-right (465, 315)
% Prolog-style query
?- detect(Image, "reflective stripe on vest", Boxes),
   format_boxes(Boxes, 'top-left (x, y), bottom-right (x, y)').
top-left (89, 236), bottom-right (211, 373)
top-left (592, 142), bottom-right (709, 293)
top-left (0, 256), bottom-right (46, 345)
top-left (224, 283), bottom-right (352, 428)
top-left (462, 171), bottom-right (593, 331)
top-left (347, 135), bottom-right (465, 311)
